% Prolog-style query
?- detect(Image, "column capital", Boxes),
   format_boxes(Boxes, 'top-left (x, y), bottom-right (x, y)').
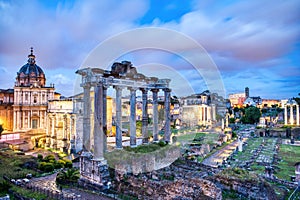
top-left (103, 83), bottom-right (109, 89)
top-left (128, 87), bottom-right (138, 92)
top-left (140, 88), bottom-right (149, 93)
top-left (163, 88), bottom-right (172, 92)
top-left (151, 88), bottom-right (159, 93)
top-left (114, 85), bottom-right (125, 91)
top-left (82, 82), bottom-right (91, 89)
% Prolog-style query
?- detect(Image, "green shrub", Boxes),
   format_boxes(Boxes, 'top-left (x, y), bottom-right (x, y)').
top-left (43, 163), bottom-right (54, 172)
top-left (54, 160), bottom-right (65, 169)
top-left (56, 168), bottom-right (80, 184)
top-left (38, 162), bottom-right (54, 172)
top-left (37, 154), bottom-right (43, 161)
top-left (158, 140), bottom-right (166, 147)
top-left (63, 159), bottom-right (72, 168)
top-left (0, 180), bottom-right (11, 194)
top-left (38, 162), bottom-right (47, 171)
top-left (43, 154), bottom-right (55, 162)
top-left (232, 131), bottom-right (237, 138)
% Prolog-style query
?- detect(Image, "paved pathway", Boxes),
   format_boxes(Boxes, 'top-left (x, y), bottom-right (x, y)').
top-left (202, 140), bottom-right (240, 168)
top-left (28, 173), bottom-right (113, 200)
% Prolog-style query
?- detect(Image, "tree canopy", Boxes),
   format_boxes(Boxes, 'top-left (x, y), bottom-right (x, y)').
top-left (241, 106), bottom-right (261, 124)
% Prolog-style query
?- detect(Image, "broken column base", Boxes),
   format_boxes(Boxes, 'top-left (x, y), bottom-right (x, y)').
top-left (78, 154), bottom-right (110, 190)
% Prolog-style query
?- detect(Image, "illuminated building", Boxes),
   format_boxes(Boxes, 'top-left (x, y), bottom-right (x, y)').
top-left (181, 91), bottom-right (216, 127)
top-left (0, 89), bottom-right (14, 131)
top-left (13, 48), bottom-right (55, 132)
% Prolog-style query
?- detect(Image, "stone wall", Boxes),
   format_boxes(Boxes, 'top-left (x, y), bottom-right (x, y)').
top-left (108, 145), bottom-right (181, 175)
top-left (256, 128), bottom-right (300, 139)
top-left (210, 176), bottom-right (277, 200)
top-left (116, 175), bottom-right (222, 200)
top-left (79, 156), bottom-right (110, 189)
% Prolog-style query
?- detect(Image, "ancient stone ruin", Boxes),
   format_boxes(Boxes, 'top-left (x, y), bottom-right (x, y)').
top-left (76, 61), bottom-right (173, 188)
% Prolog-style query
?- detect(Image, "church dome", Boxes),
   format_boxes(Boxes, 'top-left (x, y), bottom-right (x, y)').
top-left (15, 48), bottom-right (46, 87)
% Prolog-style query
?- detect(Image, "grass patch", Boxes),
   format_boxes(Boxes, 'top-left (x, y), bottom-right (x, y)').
top-left (222, 189), bottom-right (248, 200)
top-left (0, 149), bottom-right (38, 181)
top-left (250, 164), bottom-right (265, 174)
top-left (275, 144), bottom-right (300, 180)
top-left (217, 167), bottom-right (258, 182)
top-left (10, 185), bottom-right (48, 200)
top-left (105, 143), bottom-right (178, 168)
top-left (123, 142), bottom-right (167, 153)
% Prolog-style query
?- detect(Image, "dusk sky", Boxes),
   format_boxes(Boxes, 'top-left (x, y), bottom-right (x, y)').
top-left (0, 0), bottom-right (299, 99)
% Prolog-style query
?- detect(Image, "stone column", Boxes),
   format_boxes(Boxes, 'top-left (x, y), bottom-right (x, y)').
top-left (238, 138), bottom-right (243, 152)
top-left (296, 105), bottom-right (299, 126)
top-left (152, 89), bottom-right (159, 142)
top-left (226, 114), bottom-right (229, 128)
top-left (63, 114), bottom-right (67, 139)
top-left (115, 86), bottom-right (123, 149)
top-left (51, 116), bottom-right (55, 137)
top-left (27, 111), bottom-right (30, 128)
top-left (22, 111), bottom-right (25, 129)
top-left (199, 106), bottom-right (203, 125)
top-left (221, 118), bottom-right (224, 130)
top-left (141, 88), bottom-right (149, 144)
top-left (284, 105), bottom-right (288, 125)
top-left (163, 88), bottom-right (171, 143)
top-left (39, 111), bottom-right (42, 129)
top-left (211, 104), bottom-right (216, 121)
top-left (290, 105), bottom-right (294, 125)
top-left (93, 83), bottom-right (104, 160)
top-left (13, 111), bottom-right (16, 131)
top-left (129, 87), bottom-right (137, 147)
top-left (83, 83), bottom-right (91, 152)
top-left (103, 85), bottom-right (108, 151)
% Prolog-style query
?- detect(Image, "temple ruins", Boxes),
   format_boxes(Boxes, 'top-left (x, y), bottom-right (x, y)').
top-left (76, 61), bottom-right (172, 187)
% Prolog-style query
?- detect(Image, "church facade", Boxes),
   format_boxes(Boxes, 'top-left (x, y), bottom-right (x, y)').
top-left (13, 48), bottom-right (55, 133)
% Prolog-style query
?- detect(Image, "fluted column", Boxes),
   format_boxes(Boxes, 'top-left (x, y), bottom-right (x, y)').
top-left (199, 106), bottom-right (203, 125)
top-left (141, 88), bottom-right (149, 144)
top-left (163, 88), bottom-right (171, 143)
top-left (22, 111), bottom-right (25, 129)
top-left (16, 111), bottom-right (19, 130)
top-left (221, 118), bottom-right (224, 130)
top-left (115, 86), bottom-right (123, 149)
top-left (296, 105), bottom-right (299, 126)
top-left (83, 83), bottom-right (91, 152)
top-left (103, 85), bottom-right (108, 151)
top-left (290, 105), bottom-right (294, 125)
top-left (63, 114), bottom-right (67, 139)
top-left (93, 83), bottom-right (104, 160)
top-left (51, 115), bottom-right (55, 137)
top-left (226, 113), bottom-right (229, 128)
top-left (27, 111), bottom-right (30, 128)
top-left (211, 104), bottom-right (216, 121)
top-left (152, 89), bottom-right (159, 142)
top-left (284, 105), bottom-right (288, 125)
top-left (129, 87), bottom-right (137, 147)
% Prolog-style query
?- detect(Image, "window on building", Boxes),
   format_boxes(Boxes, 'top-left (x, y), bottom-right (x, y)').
top-left (34, 96), bottom-right (37, 103)
top-left (32, 119), bottom-right (38, 129)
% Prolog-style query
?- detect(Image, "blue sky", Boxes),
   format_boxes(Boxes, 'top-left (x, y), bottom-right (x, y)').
top-left (0, 0), bottom-right (299, 99)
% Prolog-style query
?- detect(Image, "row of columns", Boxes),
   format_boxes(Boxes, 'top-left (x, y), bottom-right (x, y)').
top-left (13, 110), bottom-right (46, 131)
top-left (284, 104), bottom-right (299, 126)
top-left (82, 81), bottom-right (172, 160)
top-left (115, 86), bottom-right (172, 149)
top-left (14, 90), bottom-right (54, 105)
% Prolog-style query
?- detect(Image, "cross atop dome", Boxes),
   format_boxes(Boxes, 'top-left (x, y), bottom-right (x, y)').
top-left (28, 47), bottom-right (36, 65)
